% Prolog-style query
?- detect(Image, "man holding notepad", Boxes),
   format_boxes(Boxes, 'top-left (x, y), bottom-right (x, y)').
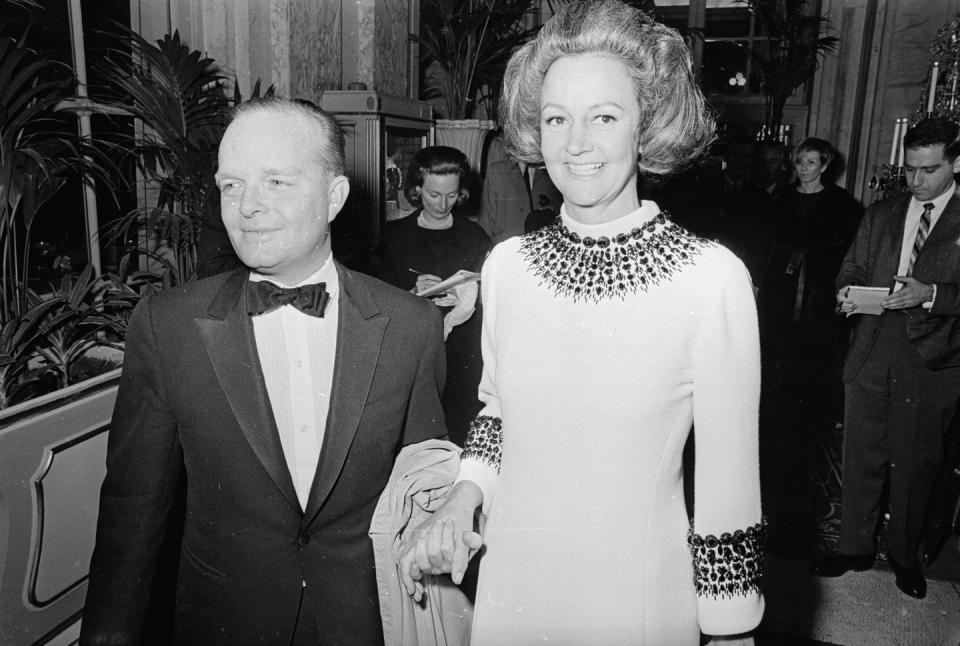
top-left (810, 117), bottom-right (960, 599)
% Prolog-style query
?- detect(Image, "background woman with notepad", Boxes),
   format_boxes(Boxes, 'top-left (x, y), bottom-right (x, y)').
top-left (375, 145), bottom-right (491, 446)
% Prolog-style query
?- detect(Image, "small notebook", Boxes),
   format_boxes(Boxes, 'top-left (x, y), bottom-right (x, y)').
top-left (843, 286), bottom-right (890, 316)
top-left (416, 270), bottom-right (481, 298)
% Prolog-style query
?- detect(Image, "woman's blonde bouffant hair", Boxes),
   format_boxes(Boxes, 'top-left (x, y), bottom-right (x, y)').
top-left (499, 0), bottom-right (715, 177)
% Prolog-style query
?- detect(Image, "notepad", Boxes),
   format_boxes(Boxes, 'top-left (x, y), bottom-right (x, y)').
top-left (843, 286), bottom-right (890, 316)
top-left (416, 270), bottom-right (481, 298)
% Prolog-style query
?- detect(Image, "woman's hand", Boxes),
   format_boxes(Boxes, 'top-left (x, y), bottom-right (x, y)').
top-left (413, 273), bottom-right (443, 296)
top-left (398, 481), bottom-right (484, 601)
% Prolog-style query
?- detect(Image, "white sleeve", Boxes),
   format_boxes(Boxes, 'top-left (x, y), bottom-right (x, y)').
top-left (454, 248), bottom-right (503, 515)
top-left (691, 253), bottom-right (765, 636)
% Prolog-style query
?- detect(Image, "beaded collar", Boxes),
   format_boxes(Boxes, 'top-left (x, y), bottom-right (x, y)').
top-left (519, 211), bottom-right (707, 303)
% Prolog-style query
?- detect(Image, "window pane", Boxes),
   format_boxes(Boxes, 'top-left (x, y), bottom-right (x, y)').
top-left (82, 0), bottom-right (134, 273)
top-left (705, 5), bottom-right (752, 38)
top-left (658, 2), bottom-right (691, 35)
top-left (701, 40), bottom-right (750, 94)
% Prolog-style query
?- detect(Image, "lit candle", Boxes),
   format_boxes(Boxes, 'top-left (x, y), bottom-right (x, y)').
top-left (951, 59), bottom-right (958, 111)
top-left (928, 62), bottom-right (940, 113)
top-left (897, 118), bottom-right (907, 167)
top-left (889, 118), bottom-right (901, 166)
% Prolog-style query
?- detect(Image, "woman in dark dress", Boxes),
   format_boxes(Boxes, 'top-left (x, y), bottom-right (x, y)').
top-left (767, 137), bottom-right (862, 423)
top-left (376, 146), bottom-right (491, 445)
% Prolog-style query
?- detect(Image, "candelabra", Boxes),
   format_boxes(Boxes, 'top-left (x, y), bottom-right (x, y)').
top-left (868, 164), bottom-right (905, 200)
top-left (915, 14), bottom-right (960, 123)
top-left (871, 13), bottom-right (960, 201)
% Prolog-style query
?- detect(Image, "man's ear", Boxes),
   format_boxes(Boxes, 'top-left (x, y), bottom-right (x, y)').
top-left (951, 155), bottom-right (960, 175)
top-left (327, 175), bottom-right (350, 223)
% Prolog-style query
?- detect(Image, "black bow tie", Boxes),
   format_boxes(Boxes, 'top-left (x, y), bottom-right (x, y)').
top-left (246, 280), bottom-right (330, 317)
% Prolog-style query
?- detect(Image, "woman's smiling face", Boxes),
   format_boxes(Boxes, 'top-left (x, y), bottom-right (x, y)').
top-left (539, 53), bottom-right (643, 224)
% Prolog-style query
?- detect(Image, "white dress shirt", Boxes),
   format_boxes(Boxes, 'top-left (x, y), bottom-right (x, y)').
top-left (896, 181), bottom-right (955, 286)
top-left (250, 257), bottom-right (339, 511)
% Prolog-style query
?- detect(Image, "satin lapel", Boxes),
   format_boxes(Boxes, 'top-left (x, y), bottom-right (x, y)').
top-left (301, 267), bottom-right (387, 528)
top-left (195, 268), bottom-right (300, 512)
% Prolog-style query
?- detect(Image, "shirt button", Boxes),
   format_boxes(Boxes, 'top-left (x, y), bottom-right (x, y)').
top-left (299, 424), bottom-right (309, 433)
top-left (297, 534), bottom-right (310, 548)
top-left (296, 360), bottom-right (304, 369)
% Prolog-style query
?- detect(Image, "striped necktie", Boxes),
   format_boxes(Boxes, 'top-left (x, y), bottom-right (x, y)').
top-left (907, 202), bottom-right (934, 276)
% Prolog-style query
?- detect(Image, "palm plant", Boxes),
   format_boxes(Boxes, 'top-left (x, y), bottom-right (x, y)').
top-left (415, 0), bottom-right (541, 121)
top-left (741, 0), bottom-right (839, 129)
top-left (0, 33), bottom-right (85, 321)
top-left (0, 294), bottom-right (63, 407)
top-left (34, 264), bottom-right (124, 390)
top-left (91, 26), bottom-right (230, 285)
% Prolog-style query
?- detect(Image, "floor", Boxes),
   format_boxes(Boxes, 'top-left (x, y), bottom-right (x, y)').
top-left (753, 360), bottom-right (960, 646)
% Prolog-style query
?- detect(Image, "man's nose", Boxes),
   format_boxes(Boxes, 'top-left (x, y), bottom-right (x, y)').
top-left (239, 185), bottom-right (265, 217)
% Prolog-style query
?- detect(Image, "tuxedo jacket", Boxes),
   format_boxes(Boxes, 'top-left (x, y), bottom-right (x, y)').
top-left (836, 189), bottom-right (960, 382)
top-left (477, 159), bottom-right (562, 245)
top-left (80, 265), bottom-right (447, 645)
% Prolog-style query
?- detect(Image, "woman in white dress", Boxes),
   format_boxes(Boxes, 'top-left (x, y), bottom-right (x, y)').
top-left (400, 2), bottom-right (765, 644)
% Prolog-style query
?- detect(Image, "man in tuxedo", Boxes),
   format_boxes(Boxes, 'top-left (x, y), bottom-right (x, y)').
top-left (477, 157), bottom-right (562, 244)
top-left (810, 117), bottom-right (960, 599)
top-left (80, 98), bottom-right (448, 644)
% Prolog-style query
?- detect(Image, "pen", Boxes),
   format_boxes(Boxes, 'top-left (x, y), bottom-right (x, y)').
top-left (408, 268), bottom-right (422, 275)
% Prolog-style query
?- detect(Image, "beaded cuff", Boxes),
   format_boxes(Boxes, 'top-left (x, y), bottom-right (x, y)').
top-left (519, 212), bottom-right (706, 303)
top-left (460, 415), bottom-right (503, 473)
top-left (688, 520), bottom-right (766, 599)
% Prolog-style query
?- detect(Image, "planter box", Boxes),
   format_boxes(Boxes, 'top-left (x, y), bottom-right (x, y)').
top-left (0, 369), bottom-right (120, 645)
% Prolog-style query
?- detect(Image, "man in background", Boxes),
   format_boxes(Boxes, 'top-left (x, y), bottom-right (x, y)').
top-left (811, 117), bottom-right (960, 600)
top-left (477, 155), bottom-right (562, 244)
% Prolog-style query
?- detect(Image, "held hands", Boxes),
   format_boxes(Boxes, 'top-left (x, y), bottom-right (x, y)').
top-left (398, 481), bottom-right (484, 602)
top-left (884, 276), bottom-right (934, 310)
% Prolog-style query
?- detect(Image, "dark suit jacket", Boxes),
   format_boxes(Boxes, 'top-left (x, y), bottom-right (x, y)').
top-left (80, 265), bottom-right (447, 645)
top-left (836, 189), bottom-right (960, 381)
top-left (477, 159), bottom-right (562, 245)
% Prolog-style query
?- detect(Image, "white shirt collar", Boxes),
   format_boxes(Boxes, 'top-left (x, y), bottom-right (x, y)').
top-left (559, 200), bottom-right (662, 237)
top-left (910, 180), bottom-right (956, 214)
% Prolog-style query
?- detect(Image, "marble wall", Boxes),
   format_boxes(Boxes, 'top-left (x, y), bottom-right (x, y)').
top-left (290, 0), bottom-right (341, 102)
top-left (131, 0), bottom-right (414, 103)
top-left (810, 0), bottom-right (959, 204)
top-left (374, 0), bottom-right (413, 97)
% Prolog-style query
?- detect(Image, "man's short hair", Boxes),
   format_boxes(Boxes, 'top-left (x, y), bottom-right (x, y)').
top-left (229, 97), bottom-right (347, 176)
top-left (903, 117), bottom-right (960, 160)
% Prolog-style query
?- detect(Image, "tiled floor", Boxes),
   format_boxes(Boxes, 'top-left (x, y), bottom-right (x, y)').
top-left (756, 371), bottom-right (960, 646)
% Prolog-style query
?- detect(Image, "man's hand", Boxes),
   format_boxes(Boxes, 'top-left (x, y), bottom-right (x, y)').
top-left (836, 285), bottom-right (857, 314)
top-left (398, 481), bottom-right (484, 601)
top-left (884, 276), bottom-right (934, 310)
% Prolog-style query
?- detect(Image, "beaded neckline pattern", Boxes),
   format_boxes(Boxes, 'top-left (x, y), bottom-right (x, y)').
top-left (518, 212), bottom-right (707, 303)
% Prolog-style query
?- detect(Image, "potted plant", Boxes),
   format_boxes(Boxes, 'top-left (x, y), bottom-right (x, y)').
top-left (414, 0), bottom-right (542, 170)
top-left (0, 25), bottom-right (130, 409)
top-left (741, 0), bottom-right (839, 131)
top-left (89, 26), bottom-right (233, 284)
